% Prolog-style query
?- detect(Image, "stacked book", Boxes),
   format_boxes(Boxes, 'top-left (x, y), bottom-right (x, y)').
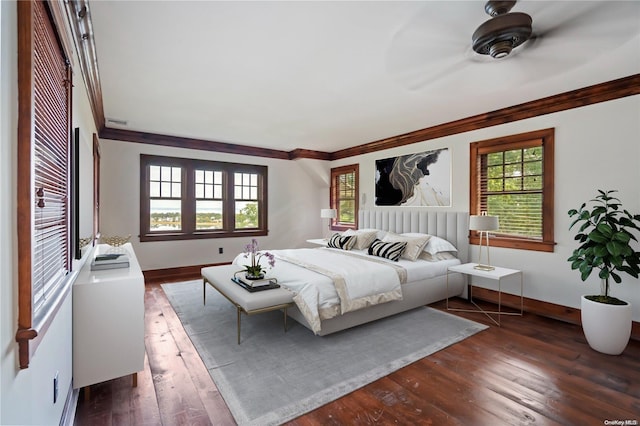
top-left (231, 275), bottom-right (279, 292)
top-left (91, 253), bottom-right (130, 271)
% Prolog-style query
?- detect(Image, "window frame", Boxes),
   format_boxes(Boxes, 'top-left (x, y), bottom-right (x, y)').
top-left (16, 0), bottom-right (75, 369)
top-left (140, 154), bottom-right (268, 241)
top-left (330, 164), bottom-right (359, 232)
top-left (469, 128), bottom-right (555, 252)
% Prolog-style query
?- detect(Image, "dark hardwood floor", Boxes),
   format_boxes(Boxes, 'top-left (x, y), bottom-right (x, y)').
top-left (74, 282), bottom-right (640, 425)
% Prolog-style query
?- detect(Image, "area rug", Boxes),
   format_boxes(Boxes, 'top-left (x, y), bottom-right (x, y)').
top-left (162, 280), bottom-right (487, 426)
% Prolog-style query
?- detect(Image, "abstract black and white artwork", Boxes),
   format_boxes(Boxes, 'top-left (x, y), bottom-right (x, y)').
top-left (375, 148), bottom-right (450, 207)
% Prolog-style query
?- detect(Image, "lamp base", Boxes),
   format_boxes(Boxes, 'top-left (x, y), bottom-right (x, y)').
top-left (474, 264), bottom-right (495, 271)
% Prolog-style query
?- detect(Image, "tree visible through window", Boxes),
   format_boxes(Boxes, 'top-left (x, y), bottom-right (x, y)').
top-left (330, 164), bottom-right (359, 231)
top-left (470, 129), bottom-right (555, 252)
top-left (140, 155), bottom-right (267, 241)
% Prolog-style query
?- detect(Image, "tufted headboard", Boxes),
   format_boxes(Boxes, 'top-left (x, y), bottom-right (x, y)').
top-left (358, 209), bottom-right (469, 263)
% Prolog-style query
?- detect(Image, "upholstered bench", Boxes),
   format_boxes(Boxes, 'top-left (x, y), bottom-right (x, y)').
top-left (201, 264), bottom-right (294, 344)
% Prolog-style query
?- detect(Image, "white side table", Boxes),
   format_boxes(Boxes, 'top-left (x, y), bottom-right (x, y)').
top-left (446, 263), bottom-right (523, 326)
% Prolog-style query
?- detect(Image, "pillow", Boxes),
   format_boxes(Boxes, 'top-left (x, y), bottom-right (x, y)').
top-left (425, 236), bottom-right (458, 255)
top-left (327, 233), bottom-right (356, 250)
top-left (342, 229), bottom-right (378, 250)
top-left (383, 232), bottom-right (431, 261)
top-left (368, 239), bottom-right (407, 261)
top-left (418, 251), bottom-right (458, 262)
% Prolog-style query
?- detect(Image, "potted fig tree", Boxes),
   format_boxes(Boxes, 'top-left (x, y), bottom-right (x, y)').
top-left (568, 190), bottom-right (640, 355)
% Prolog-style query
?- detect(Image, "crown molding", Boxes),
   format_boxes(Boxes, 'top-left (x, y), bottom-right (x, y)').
top-left (331, 74), bottom-right (640, 160)
top-left (99, 127), bottom-right (292, 160)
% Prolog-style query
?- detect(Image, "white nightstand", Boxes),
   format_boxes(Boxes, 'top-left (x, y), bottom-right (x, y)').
top-left (306, 238), bottom-right (328, 246)
top-left (446, 263), bottom-right (523, 326)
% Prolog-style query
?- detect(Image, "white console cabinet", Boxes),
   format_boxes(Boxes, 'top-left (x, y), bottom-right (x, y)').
top-left (73, 243), bottom-right (145, 389)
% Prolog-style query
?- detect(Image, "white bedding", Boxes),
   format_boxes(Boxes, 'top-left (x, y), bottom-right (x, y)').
top-left (232, 247), bottom-right (460, 334)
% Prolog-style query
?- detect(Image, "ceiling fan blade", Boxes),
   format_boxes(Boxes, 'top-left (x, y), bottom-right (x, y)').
top-left (385, 2), bottom-right (483, 90)
top-left (524, 1), bottom-right (640, 50)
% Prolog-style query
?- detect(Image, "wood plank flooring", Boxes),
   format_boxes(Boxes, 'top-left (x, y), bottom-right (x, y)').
top-left (74, 282), bottom-right (640, 425)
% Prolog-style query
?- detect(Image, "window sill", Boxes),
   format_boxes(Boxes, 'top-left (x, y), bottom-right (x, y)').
top-left (140, 230), bottom-right (268, 242)
top-left (469, 235), bottom-right (555, 252)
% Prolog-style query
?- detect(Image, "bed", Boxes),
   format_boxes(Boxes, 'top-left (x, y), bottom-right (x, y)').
top-left (233, 210), bottom-right (469, 336)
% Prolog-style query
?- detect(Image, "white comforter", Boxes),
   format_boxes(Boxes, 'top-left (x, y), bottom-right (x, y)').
top-left (233, 247), bottom-right (404, 333)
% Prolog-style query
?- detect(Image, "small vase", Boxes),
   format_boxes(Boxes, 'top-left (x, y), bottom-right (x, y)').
top-left (245, 272), bottom-right (265, 280)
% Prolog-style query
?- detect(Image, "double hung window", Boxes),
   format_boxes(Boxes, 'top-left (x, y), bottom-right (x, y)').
top-left (470, 128), bottom-right (555, 252)
top-left (330, 164), bottom-right (359, 231)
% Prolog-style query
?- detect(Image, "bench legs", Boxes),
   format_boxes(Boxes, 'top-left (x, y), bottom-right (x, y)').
top-left (204, 276), bottom-right (293, 344)
top-left (236, 306), bottom-right (290, 344)
top-left (237, 308), bottom-right (241, 344)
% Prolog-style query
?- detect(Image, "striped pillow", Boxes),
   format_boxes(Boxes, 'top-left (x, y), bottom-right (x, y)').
top-left (327, 233), bottom-right (356, 250)
top-left (368, 239), bottom-right (407, 261)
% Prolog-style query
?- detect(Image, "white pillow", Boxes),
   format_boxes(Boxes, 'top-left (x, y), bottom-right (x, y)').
top-left (418, 251), bottom-right (458, 262)
top-left (401, 233), bottom-right (458, 255)
top-left (343, 229), bottom-right (379, 250)
top-left (425, 236), bottom-right (458, 255)
top-left (358, 227), bottom-right (387, 241)
top-left (383, 232), bottom-right (431, 261)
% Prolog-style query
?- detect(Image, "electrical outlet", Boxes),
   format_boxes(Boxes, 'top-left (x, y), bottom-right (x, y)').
top-left (53, 371), bottom-right (59, 403)
top-left (219, 247), bottom-right (223, 254)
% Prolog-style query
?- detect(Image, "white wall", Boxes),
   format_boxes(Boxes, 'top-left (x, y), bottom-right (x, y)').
top-left (99, 140), bottom-right (327, 270)
top-left (1, 1), bottom-right (98, 423)
top-left (332, 95), bottom-right (640, 322)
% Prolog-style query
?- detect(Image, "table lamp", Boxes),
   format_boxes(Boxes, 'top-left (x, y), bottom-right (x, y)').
top-left (469, 211), bottom-right (499, 271)
top-left (320, 208), bottom-right (337, 240)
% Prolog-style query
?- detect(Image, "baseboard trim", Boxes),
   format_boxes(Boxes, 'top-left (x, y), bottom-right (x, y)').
top-left (59, 382), bottom-right (78, 426)
top-left (143, 262), bottom-right (232, 284)
top-left (469, 286), bottom-right (640, 341)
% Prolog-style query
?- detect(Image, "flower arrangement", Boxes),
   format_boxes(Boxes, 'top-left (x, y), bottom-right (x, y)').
top-left (242, 238), bottom-right (275, 279)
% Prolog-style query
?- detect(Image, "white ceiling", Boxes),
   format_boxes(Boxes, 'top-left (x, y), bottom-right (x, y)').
top-left (89, 1), bottom-right (640, 153)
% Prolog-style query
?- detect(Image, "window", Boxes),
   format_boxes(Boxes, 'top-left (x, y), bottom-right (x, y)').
top-left (17, 0), bottom-right (73, 368)
top-left (140, 155), bottom-right (268, 241)
top-left (330, 164), bottom-right (359, 231)
top-left (470, 128), bottom-right (555, 252)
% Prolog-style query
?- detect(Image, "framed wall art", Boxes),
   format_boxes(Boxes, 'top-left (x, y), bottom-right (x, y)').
top-left (375, 147), bottom-right (451, 207)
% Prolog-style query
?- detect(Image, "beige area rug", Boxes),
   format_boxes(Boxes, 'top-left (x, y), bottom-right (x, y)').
top-left (162, 280), bottom-right (487, 426)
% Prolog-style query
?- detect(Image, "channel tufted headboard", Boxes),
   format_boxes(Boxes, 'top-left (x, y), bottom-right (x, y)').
top-left (358, 209), bottom-right (469, 263)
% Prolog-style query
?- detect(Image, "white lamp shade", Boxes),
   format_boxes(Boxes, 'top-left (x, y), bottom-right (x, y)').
top-left (320, 209), bottom-right (337, 219)
top-left (469, 214), bottom-right (499, 231)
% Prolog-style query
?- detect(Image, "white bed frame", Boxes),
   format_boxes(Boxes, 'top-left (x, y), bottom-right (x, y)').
top-left (287, 209), bottom-right (470, 336)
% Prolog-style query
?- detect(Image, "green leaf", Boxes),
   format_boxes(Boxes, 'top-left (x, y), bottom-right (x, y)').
top-left (596, 222), bottom-right (613, 237)
top-left (570, 259), bottom-right (582, 270)
top-left (594, 245), bottom-right (609, 257)
top-left (591, 206), bottom-right (607, 218)
top-left (579, 263), bottom-right (592, 280)
top-left (598, 269), bottom-right (610, 280)
top-left (613, 231), bottom-right (631, 243)
top-left (610, 271), bottom-right (622, 284)
top-left (606, 241), bottom-right (625, 257)
top-left (588, 230), bottom-right (608, 243)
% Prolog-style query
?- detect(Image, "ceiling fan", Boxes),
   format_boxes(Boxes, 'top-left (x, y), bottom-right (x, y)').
top-left (471, 0), bottom-right (532, 59)
top-left (386, 1), bottom-right (640, 91)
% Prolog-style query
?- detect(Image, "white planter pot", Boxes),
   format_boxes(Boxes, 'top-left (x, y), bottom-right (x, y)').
top-left (581, 295), bottom-right (632, 355)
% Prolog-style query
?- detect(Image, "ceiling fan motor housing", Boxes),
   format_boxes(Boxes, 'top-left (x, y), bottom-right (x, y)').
top-left (472, 1), bottom-right (533, 59)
